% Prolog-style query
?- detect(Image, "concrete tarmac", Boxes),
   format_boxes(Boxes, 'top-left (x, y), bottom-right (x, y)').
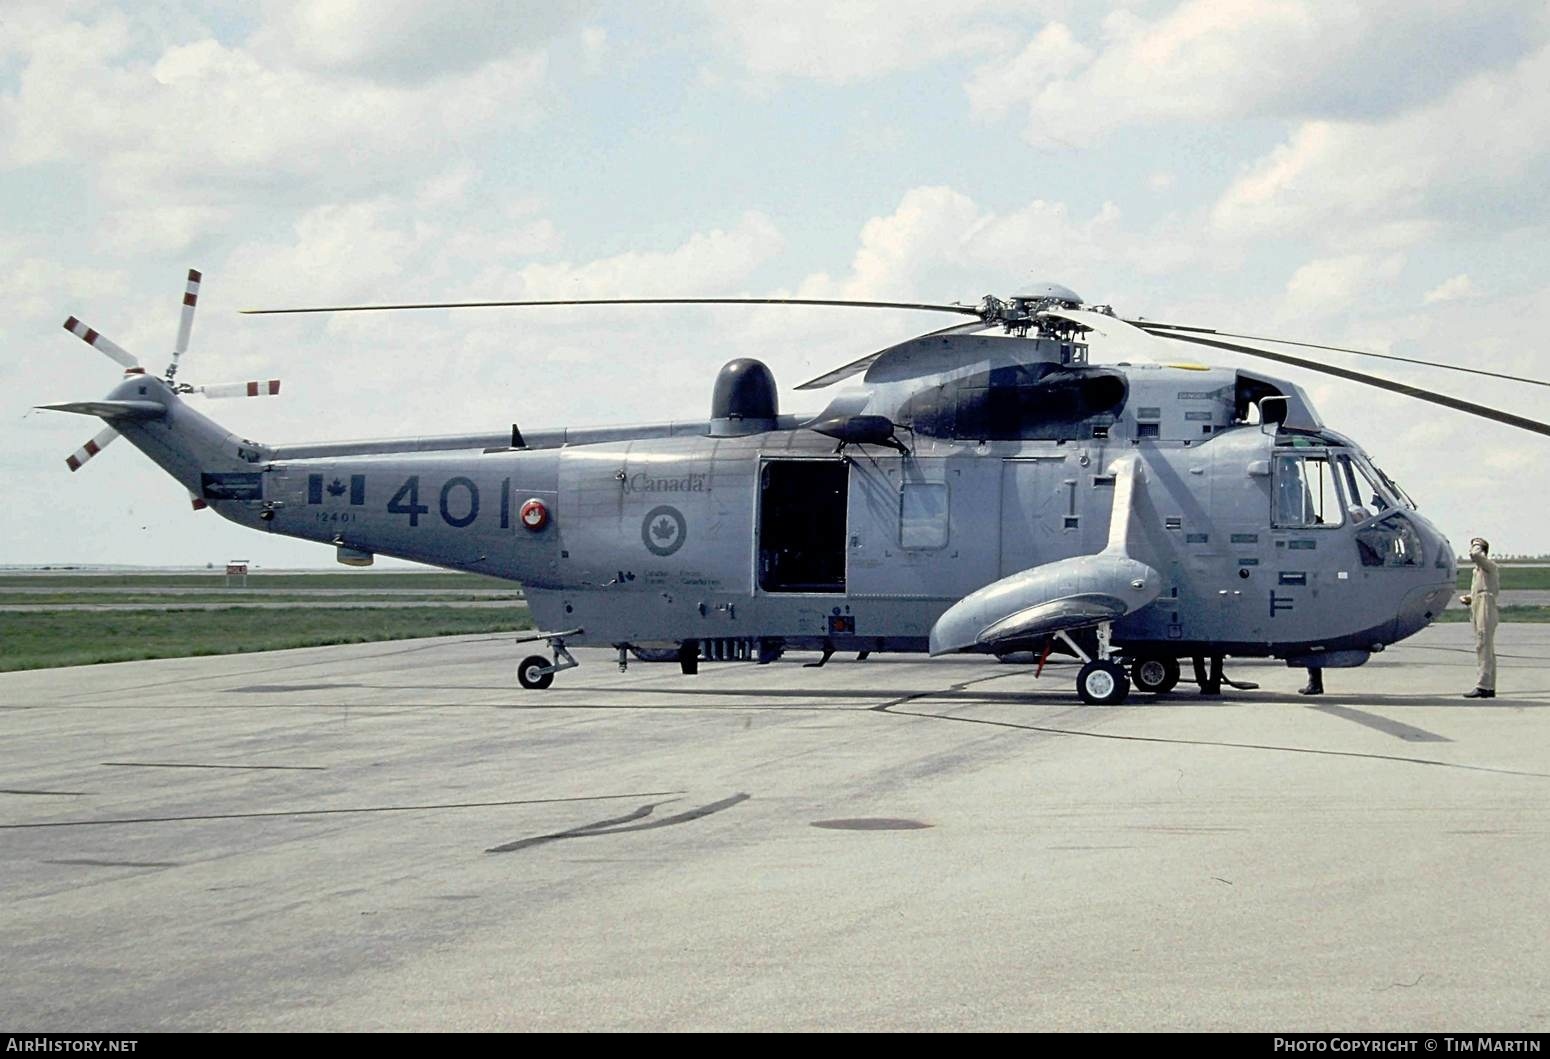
top-left (2, 624), bottom-right (1548, 1031)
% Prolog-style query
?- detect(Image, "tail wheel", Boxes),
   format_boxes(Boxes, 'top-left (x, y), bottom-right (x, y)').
top-left (1077, 660), bottom-right (1130, 705)
top-left (1130, 656), bottom-right (1180, 694)
top-left (517, 655), bottom-right (555, 690)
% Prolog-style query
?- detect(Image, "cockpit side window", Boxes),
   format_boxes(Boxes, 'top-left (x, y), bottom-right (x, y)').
top-left (1356, 512), bottom-right (1423, 567)
top-left (1336, 454), bottom-right (1389, 518)
top-left (1273, 453), bottom-right (1346, 528)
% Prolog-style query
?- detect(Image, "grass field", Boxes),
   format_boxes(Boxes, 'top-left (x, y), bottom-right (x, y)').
top-left (1436, 606), bottom-right (1550, 623)
top-left (1456, 567), bottom-right (1550, 590)
top-left (0, 592), bottom-right (523, 606)
top-left (14, 567), bottom-right (1550, 589)
top-left (2, 568), bottom-right (1543, 673)
top-left (0, 606), bottom-right (533, 672)
top-left (0, 572), bottom-right (514, 590)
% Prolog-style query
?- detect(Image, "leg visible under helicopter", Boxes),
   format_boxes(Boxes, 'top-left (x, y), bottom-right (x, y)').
top-left (678, 640), bottom-right (700, 675)
top-left (1193, 655), bottom-right (1223, 696)
top-left (803, 640), bottom-right (835, 668)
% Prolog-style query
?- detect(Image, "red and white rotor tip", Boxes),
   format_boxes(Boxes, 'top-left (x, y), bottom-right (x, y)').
top-left (171, 268), bottom-right (202, 372)
top-left (62, 317), bottom-right (140, 372)
top-left (65, 426), bottom-right (120, 472)
top-left (197, 379), bottom-right (281, 399)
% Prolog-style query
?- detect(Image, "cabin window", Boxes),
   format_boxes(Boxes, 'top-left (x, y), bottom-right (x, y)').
top-left (899, 482), bottom-right (949, 549)
top-left (1273, 454), bottom-right (1346, 528)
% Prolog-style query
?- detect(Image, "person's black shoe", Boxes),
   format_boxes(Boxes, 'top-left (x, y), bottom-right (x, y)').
top-left (1463, 687), bottom-right (1496, 699)
top-left (1299, 682), bottom-right (1323, 695)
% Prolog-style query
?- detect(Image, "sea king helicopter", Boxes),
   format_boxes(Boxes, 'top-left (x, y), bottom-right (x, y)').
top-left (42, 272), bottom-right (1550, 703)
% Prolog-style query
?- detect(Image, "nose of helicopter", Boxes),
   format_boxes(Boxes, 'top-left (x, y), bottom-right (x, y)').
top-left (1410, 512), bottom-right (1454, 578)
top-left (1393, 511), bottom-right (1456, 639)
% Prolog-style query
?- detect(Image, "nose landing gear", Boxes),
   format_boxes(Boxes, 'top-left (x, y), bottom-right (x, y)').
top-left (514, 628), bottom-right (582, 690)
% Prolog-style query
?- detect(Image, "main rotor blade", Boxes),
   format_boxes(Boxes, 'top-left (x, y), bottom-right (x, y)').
top-left (241, 296), bottom-right (984, 317)
top-left (1130, 320), bottom-right (1550, 389)
top-left (795, 321), bottom-right (988, 391)
top-left (1038, 309), bottom-right (1163, 347)
top-left (1139, 328), bottom-right (1550, 438)
top-left (62, 317), bottom-right (138, 369)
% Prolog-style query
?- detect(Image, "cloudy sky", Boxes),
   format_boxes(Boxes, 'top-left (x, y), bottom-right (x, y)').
top-left (4, 0), bottom-right (1549, 567)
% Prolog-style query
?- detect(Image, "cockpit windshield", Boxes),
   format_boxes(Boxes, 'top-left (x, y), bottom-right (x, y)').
top-left (1371, 461), bottom-right (1416, 509)
top-left (1335, 452), bottom-right (1408, 514)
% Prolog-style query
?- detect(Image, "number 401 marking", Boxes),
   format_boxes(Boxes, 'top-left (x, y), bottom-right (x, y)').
top-left (387, 476), bottom-right (429, 526)
top-left (387, 475), bottom-right (513, 529)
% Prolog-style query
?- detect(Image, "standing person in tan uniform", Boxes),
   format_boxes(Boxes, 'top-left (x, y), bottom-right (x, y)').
top-left (1460, 537), bottom-right (1499, 698)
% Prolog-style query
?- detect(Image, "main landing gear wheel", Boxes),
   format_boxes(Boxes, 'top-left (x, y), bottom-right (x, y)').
top-left (1130, 656), bottom-right (1180, 695)
top-left (517, 655), bottom-right (555, 690)
top-left (1077, 660), bottom-right (1130, 705)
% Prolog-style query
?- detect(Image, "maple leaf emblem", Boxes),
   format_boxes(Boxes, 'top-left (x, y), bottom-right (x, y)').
top-left (652, 516), bottom-right (677, 542)
top-left (326, 478), bottom-right (346, 497)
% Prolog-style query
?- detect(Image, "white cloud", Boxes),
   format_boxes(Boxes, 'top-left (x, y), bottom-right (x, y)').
top-left (1282, 253), bottom-right (1405, 321)
top-left (704, 0), bottom-right (1021, 85)
top-left (215, 203), bottom-right (788, 444)
top-left (832, 186), bottom-right (987, 297)
top-left (507, 212), bottom-right (785, 299)
top-left (1210, 41), bottom-right (1550, 245)
top-left (580, 26), bottom-right (608, 73)
top-left (0, 250), bottom-right (128, 324)
top-left (1424, 274), bottom-right (1477, 304)
top-left (965, 22), bottom-right (1093, 122)
top-left (250, 0), bottom-right (592, 84)
top-left (971, 0), bottom-right (1547, 140)
top-left (0, 9), bottom-right (552, 254)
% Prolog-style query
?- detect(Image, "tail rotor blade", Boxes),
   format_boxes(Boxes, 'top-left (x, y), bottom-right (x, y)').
top-left (196, 379), bottom-right (281, 399)
top-left (189, 491), bottom-right (208, 511)
top-left (65, 426), bottom-right (120, 472)
top-left (169, 268), bottom-right (202, 378)
top-left (62, 317), bottom-right (139, 371)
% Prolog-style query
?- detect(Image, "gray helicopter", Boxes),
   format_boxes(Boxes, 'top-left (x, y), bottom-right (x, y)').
top-left (42, 273), bottom-right (1550, 703)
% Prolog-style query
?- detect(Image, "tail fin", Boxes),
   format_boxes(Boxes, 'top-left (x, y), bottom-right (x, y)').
top-left (42, 374), bottom-right (272, 503)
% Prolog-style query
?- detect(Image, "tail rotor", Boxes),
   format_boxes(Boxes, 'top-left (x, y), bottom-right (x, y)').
top-left (54, 268), bottom-right (282, 476)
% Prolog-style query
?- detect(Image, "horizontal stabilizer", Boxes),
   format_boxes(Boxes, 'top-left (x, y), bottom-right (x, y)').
top-left (36, 400), bottom-right (166, 419)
